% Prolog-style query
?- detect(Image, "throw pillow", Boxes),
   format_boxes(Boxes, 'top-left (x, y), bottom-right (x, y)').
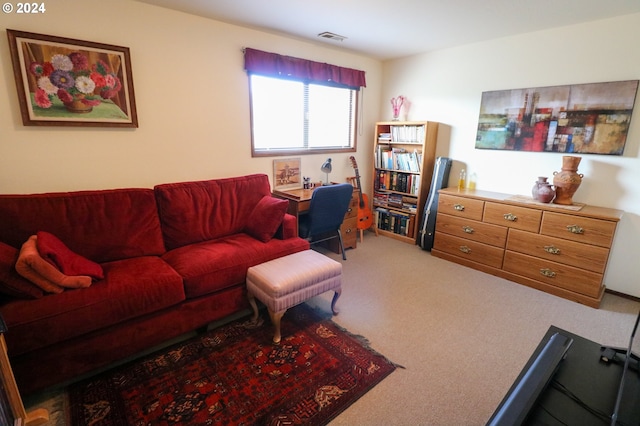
top-left (244, 196), bottom-right (289, 242)
top-left (36, 231), bottom-right (104, 280)
top-left (15, 236), bottom-right (92, 293)
top-left (0, 241), bottom-right (43, 299)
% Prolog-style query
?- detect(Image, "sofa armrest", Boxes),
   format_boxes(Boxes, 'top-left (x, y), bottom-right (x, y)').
top-left (275, 214), bottom-right (298, 239)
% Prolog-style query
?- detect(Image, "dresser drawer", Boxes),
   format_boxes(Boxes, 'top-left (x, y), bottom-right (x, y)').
top-left (540, 212), bottom-right (616, 248)
top-left (433, 232), bottom-right (504, 268)
top-left (345, 194), bottom-right (359, 219)
top-left (507, 229), bottom-right (609, 274)
top-left (342, 233), bottom-right (357, 250)
top-left (436, 213), bottom-right (507, 248)
top-left (438, 194), bottom-right (484, 221)
top-left (483, 202), bottom-right (542, 232)
top-left (503, 251), bottom-right (602, 298)
top-left (328, 217), bottom-right (357, 253)
top-left (341, 216), bottom-right (357, 239)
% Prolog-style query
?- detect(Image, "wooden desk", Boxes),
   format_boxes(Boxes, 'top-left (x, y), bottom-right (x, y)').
top-left (272, 188), bottom-right (316, 220)
top-left (273, 187), bottom-right (359, 254)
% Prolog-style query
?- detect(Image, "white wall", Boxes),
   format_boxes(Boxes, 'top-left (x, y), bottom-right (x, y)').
top-left (382, 13), bottom-right (640, 296)
top-left (0, 0), bottom-right (381, 193)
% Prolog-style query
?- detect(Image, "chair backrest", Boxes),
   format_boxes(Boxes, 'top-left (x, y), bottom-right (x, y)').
top-left (306, 183), bottom-right (353, 237)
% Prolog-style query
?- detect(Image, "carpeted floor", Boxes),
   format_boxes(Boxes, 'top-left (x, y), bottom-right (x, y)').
top-left (60, 304), bottom-right (396, 425)
top-left (24, 232), bottom-right (640, 425)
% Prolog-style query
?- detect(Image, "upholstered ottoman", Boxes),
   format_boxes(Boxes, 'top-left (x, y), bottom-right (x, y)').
top-left (247, 250), bottom-right (342, 343)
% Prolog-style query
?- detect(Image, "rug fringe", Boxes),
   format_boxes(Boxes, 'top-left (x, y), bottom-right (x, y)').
top-left (305, 303), bottom-right (406, 369)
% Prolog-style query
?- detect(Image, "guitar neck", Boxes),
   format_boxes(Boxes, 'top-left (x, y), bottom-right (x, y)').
top-left (354, 174), bottom-right (365, 206)
top-left (349, 157), bottom-right (366, 207)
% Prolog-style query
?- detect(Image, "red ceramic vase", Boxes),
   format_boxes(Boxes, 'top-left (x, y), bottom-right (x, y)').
top-left (552, 156), bottom-right (583, 205)
top-left (532, 176), bottom-right (555, 203)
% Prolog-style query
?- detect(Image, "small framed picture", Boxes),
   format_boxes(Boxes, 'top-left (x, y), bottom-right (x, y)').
top-left (273, 158), bottom-right (302, 190)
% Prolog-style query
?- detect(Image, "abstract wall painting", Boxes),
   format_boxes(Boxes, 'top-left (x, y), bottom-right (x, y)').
top-left (475, 80), bottom-right (638, 155)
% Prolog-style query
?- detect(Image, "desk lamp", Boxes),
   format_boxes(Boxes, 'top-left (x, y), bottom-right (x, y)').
top-left (320, 158), bottom-right (332, 185)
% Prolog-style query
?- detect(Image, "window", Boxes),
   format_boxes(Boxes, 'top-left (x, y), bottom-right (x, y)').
top-left (243, 48), bottom-right (366, 157)
top-left (250, 75), bottom-right (357, 156)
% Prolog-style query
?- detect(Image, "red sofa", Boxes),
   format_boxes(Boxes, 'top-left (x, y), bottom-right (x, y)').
top-left (0, 174), bottom-right (309, 395)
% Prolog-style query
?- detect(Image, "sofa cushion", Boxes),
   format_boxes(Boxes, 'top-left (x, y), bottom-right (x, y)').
top-left (244, 196), bottom-right (289, 242)
top-left (1, 256), bottom-right (185, 356)
top-left (0, 242), bottom-right (43, 299)
top-left (36, 231), bottom-right (104, 280)
top-left (154, 174), bottom-right (272, 250)
top-left (0, 188), bottom-right (166, 263)
top-left (162, 233), bottom-right (310, 299)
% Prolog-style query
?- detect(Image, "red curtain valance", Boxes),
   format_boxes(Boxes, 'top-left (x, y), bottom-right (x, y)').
top-left (244, 48), bottom-right (366, 89)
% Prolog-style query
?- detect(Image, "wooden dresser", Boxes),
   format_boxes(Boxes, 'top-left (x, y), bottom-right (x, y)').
top-left (431, 188), bottom-right (623, 308)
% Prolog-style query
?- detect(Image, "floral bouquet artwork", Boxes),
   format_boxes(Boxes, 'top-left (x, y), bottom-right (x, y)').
top-left (30, 53), bottom-right (122, 113)
top-left (7, 29), bottom-right (138, 127)
top-left (391, 95), bottom-right (405, 121)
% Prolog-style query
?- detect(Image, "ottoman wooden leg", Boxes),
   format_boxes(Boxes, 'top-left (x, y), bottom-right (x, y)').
top-left (331, 288), bottom-right (342, 315)
top-left (269, 309), bottom-right (286, 344)
top-left (247, 290), bottom-right (260, 324)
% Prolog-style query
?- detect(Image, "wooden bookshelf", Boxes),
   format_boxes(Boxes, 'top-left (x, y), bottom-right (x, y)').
top-left (372, 121), bottom-right (439, 244)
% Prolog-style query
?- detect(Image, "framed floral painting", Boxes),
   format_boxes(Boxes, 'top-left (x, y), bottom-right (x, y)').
top-left (6, 29), bottom-right (138, 127)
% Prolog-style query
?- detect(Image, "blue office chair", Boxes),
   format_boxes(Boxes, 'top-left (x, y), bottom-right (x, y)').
top-left (298, 183), bottom-right (353, 260)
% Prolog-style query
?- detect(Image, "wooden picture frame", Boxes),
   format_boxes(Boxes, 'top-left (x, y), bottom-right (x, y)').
top-left (6, 29), bottom-right (138, 127)
top-left (273, 158), bottom-right (302, 190)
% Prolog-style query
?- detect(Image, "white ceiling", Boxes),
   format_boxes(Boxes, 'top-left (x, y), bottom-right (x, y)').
top-left (137, 0), bottom-right (640, 60)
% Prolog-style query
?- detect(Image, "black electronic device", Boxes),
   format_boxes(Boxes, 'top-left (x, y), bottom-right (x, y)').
top-left (487, 332), bottom-right (574, 426)
top-left (418, 156), bottom-right (451, 250)
top-left (606, 308), bottom-right (640, 425)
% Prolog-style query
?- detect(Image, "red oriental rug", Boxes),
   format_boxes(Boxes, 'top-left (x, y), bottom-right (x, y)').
top-left (67, 304), bottom-right (397, 425)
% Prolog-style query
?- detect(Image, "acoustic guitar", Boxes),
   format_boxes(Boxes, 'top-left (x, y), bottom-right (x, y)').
top-left (349, 156), bottom-right (374, 237)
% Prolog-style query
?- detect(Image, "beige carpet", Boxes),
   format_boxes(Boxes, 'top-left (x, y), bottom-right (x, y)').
top-left (24, 231), bottom-right (640, 425)
top-left (310, 232), bottom-right (639, 425)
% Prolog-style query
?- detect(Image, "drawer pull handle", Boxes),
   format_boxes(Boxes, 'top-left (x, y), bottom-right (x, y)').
top-left (345, 228), bottom-right (352, 233)
top-left (453, 204), bottom-right (465, 211)
top-left (459, 245), bottom-right (471, 254)
top-left (503, 213), bottom-right (517, 221)
top-left (566, 224), bottom-right (584, 234)
top-left (462, 225), bottom-right (474, 234)
top-left (540, 268), bottom-right (556, 278)
top-left (544, 245), bottom-right (560, 255)
top-left (347, 207), bottom-right (353, 213)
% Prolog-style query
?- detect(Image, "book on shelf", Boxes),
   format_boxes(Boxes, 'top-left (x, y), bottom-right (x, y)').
top-left (378, 132), bottom-right (392, 142)
top-left (375, 208), bottom-right (415, 237)
top-left (373, 191), bottom-right (389, 207)
top-left (390, 124), bottom-right (426, 143)
top-left (404, 202), bottom-right (417, 213)
top-left (376, 146), bottom-right (422, 173)
top-left (376, 146), bottom-right (394, 169)
top-left (375, 170), bottom-right (421, 195)
top-left (388, 193), bottom-right (404, 208)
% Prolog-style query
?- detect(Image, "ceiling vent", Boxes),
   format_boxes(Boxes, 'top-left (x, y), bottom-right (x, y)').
top-left (317, 32), bottom-right (347, 42)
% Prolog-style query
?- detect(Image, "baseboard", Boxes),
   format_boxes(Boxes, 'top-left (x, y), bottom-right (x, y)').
top-left (605, 288), bottom-right (640, 303)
